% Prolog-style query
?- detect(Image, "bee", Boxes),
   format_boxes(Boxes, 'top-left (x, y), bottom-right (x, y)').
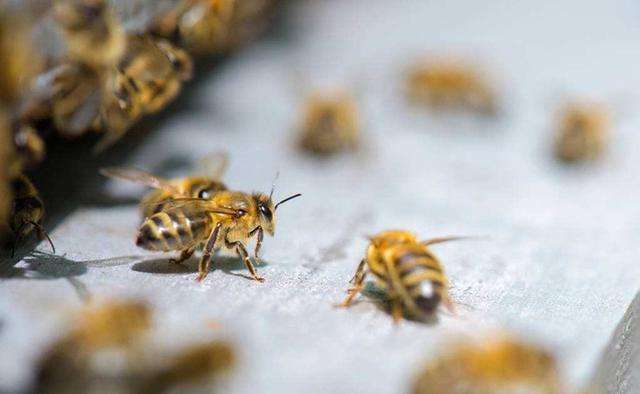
top-left (53, 0), bottom-right (126, 70)
top-left (18, 60), bottom-right (103, 140)
top-left (144, 340), bottom-right (235, 393)
top-left (13, 125), bottom-right (46, 168)
top-left (554, 102), bottom-right (610, 163)
top-left (297, 89), bottom-right (361, 156)
top-left (137, 189), bottom-right (300, 282)
top-left (9, 173), bottom-right (55, 257)
top-left (337, 230), bottom-right (464, 322)
top-left (405, 58), bottom-right (498, 116)
top-left (35, 300), bottom-right (152, 394)
top-left (151, 0), bottom-right (275, 56)
top-left (100, 152), bottom-right (229, 219)
top-left (412, 335), bottom-right (562, 394)
top-left (94, 33), bottom-right (193, 152)
top-left (36, 300), bottom-right (234, 394)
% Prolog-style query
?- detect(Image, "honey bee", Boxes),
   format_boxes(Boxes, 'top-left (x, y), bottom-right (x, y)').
top-left (554, 102), bottom-right (610, 163)
top-left (9, 173), bottom-right (55, 257)
top-left (53, 0), bottom-right (126, 70)
top-left (151, 0), bottom-right (275, 56)
top-left (337, 230), bottom-right (464, 322)
top-left (144, 340), bottom-right (235, 393)
top-left (412, 335), bottom-right (562, 394)
top-left (102, 158), bottom-right (301, 282)
top-left (100, 152), bottom-right (229, 219)
top-left (298, 89), bottom-right (361, 156)
top-left (36, 300), bottom-right (235, 394)
top-left (36, 300), bottom-right (152, 394)
top-left (94, 33), bottom-right (193, 152)
top-left (405, 58), bottom-right (498, 116)
top-left (13, 125), bottom-right (46, 168)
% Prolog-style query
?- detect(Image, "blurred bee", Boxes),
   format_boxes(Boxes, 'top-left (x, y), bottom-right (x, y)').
top-left (405, 59), bottom-right (498, 116)
top-left (337, 230), bottom-right (464, 322)
top-left (94, 33), bottom-right (193, 152)
top-left (36, 300), bottom-right (152, 394)
top-left (151, 0), bottom-right (276, 56)
top-left (53, 0), bottom-right (126, 70)
top-left (25, 62), bottom-right (104, 138)
top-left (554, 102), bottom-right (610, 163)
top-left (412, 335), bottom-right (562, 394)
top-left (10, 173), bottom-right (55, 257)
top-left (298, 89), bottom-right (360, 156)
top-left (13, 125), bottom-right (46, 168)
top-left (143, 340), bottom-right (235, 393)
top-left (100, 151), bottom-right (229, 219)
top-left (136, 188), bottom-right (301, 282)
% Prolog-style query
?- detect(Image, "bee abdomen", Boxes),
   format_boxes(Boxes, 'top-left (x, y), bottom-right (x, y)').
top-left (136, 212), bottom-right (183, 251)
top-left (396, 250), bottom-right (446, 314)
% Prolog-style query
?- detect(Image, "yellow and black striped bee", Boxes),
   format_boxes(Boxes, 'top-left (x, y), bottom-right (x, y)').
top-left (100, 152), bottom-right (229, 219)
top-left (53, 0), bottom-right (126, 70)
top-left (101, 157), bottom-right (301, 282)
top-left (94, 33), bottom-right (193, 152)
top-left (10, 173), bottom-right (55, 257)
top-left (151, 0), bottom-right (276, 56)
top-left (412, 334), bottom-right (562, 394)
top-left (405, 58), bottom-right (498, 116)
top-left (297, 89), bottom-right (361, 156)
top-left (135, 189), bottom-right (301, 282)
top-left (554, 102), bottom-right (610, 163)
top-left (337, 230), bottom-right (462, 322)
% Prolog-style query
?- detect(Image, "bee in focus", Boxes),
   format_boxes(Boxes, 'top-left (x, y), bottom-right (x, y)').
top-left (412, 335), bottom-right (562, 394)
top-left (337, 230), bottom-right (463, 322)
top-left (101, 160), bottom-right (301, 282)
top-left (405, 58), bottom-right (498, 116)
top-left (9, 173), bottom-right (55, 257)
top-left (554, 102), bottom-right (610, 163)
top-left (53, 0), bottom-right (126, 70)
top-left (100, 151), bottom-right (229, 220)
top-left (297, 89), bottom-right (361, 156)
top-left (95, 33), bottom-right (193, 152)
top-left (152, 0), bottom-right (276, 56)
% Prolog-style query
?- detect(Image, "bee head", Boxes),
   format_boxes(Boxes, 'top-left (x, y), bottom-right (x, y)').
top-left (253, 194), bottom-right (275, 235)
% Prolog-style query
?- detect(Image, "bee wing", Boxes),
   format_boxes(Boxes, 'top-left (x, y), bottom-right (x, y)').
top-left (194, 151), bottom-right (229, 180)
top-left (421, 235), bottom-right (486, 246)
top-left (100, 167), bottom-right (179, 194)
top-left (149, 198), bottom-right (238, 217)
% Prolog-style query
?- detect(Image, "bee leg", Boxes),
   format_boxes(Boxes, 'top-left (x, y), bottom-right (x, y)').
top-left (391, 300), bottom-right (403, 323)
top-left (196, 223), bottom-right (222, 282)
top-left (335, 259), bottom-right (367, 307)
top-left (442, 293), bottom-right (457, 315)
top-left (169, 247), bottom-right (194, 265)
top-left (237, 243), bottom-right (264, 283)
top-left (225, 236), bottom-right (264, 282)
top-left (249, 226), bottom-right (263, 259)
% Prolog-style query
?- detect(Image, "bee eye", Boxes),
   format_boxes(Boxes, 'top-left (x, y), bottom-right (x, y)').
top-left (198, 189), bottom-right (211, 199)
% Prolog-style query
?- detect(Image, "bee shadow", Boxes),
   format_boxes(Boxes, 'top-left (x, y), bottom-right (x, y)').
top-left (358, 283), bottom-right (440, 325)
top-left (130, 255), bottom-right (268, 280)
top-left (0, 250), bottom-right (87, 279)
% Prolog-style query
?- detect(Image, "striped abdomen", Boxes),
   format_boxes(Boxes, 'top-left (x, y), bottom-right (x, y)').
top-left (10, 175), bottom-right (44, 232)
top-left (136, 209), bottom-right (211, 252)
top-left (389, 245), bottom-right (447, 315)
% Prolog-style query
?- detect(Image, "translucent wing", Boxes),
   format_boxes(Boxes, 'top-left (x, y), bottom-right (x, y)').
top-left (100, 167), bottom-right (179, 193)
top-left (147, 197), bottom-right (238, 217)
top-left (194, 151), bottom-right (229, 180)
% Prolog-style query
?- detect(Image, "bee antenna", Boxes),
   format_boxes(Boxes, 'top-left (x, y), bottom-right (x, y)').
top-left (269, 171), bottom-right (280, 200)
top-left (28, 220), bottom-right (56, 254)
top-left (274, 193), bottom-right (302, 210)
